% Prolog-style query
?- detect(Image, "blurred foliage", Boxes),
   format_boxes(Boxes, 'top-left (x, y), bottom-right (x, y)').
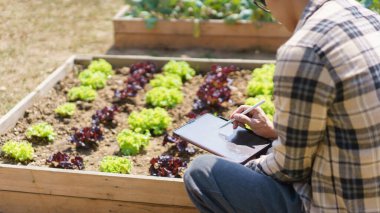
top-left (124, 0), bottom-right (274, 29)
top-left (125, 0), bottom-right (380, 30)
top-left (362, 0), bottom-right (380, 13)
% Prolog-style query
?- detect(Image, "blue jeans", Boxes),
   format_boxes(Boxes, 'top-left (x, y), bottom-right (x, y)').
top-left (184, 155), bottom-right (303, 213)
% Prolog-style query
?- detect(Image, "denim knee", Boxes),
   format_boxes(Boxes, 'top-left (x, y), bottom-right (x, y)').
top-left (184, 155), bottom-right (218, 187)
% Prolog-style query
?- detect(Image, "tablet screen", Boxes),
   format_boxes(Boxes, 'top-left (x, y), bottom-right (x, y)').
top-left (174, 113), bottom-right (271, 163)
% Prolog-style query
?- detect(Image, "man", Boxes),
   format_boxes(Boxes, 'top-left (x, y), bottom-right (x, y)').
top-left (184, 0), bottom-right (380, 212)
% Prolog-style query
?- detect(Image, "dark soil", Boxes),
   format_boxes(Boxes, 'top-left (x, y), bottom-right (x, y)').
top-left (0, 63), bottom-right (252, 176)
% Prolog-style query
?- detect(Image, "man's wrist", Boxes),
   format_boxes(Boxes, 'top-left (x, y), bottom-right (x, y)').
top-left (266, 121), bottom-right (278, 140)
top-left (268, 131), bottom-right (278, 140)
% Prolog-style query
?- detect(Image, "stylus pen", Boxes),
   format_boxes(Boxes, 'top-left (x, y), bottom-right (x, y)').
top-left (218, 100), bottom-right (266, 129)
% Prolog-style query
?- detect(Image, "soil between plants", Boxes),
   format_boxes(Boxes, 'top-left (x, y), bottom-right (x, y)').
top-left (0, 64), bottom-right (252, 176)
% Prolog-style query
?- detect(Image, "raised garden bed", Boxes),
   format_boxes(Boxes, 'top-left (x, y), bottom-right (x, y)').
top-left (113, 6), bottom-right (291, 52)
top-left (0, 55), bottom-right (275, 212)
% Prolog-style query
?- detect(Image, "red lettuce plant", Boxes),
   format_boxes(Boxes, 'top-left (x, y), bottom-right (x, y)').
top-left (189, 64), bottom-right (239, 117)
top-left (46, 152), bottom-right (84, 170)
top-left (163, 134), bottom-right (195, 155)
top-left (149, 155), bottom-right (187, 178)
top-left (92, 105), bottom-right (119, 126)
top-left (115, 61), bottom-right (158, 99)
top-left (70, 126), bottom-right (103, 148)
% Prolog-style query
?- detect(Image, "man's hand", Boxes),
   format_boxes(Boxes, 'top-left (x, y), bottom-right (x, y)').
top-left (230, 105), bottom-right (277, 140)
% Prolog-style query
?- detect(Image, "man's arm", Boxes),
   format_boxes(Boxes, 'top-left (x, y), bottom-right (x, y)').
top-left (247, 45), bottom-right (335, 182)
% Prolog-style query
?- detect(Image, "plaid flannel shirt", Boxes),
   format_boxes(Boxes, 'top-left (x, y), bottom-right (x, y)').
top-left (247, 0), bottom-right (380, 212)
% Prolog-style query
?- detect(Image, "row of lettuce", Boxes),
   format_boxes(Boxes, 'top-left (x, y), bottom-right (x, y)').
top-left (0, 58), bottom-right (276, 177)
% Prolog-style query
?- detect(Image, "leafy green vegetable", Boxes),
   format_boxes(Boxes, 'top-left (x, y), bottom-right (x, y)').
top-left (67, 86), bottom-right (97, 102)
top-left (55, 103), bottom-right (76, 117)
top-left (246, 64), bottom-right (275, 97)
top-left (99, 156), bottom-right (133, 174)
top-left (162, 60), bottom-right (196, 81)
top-left (88, 59), bottom-right (114, 77)
top-left (149, 74), bottom-right (183, 89)
top-left (26, 122), bottom-right (56, 142)
top-left (117, 129), bottom-right (151, 155)
top-left (78, 69), bottom-right (107, 89)
top-left (124, 0), bottom-right (274, 29)
top-left (128, 107), bottom-right (172, 135)
top-left (145, 87), bottom-right (183, 108)
top-left (245, 95), bottom-right (274, 121)
top-left (1, 140), bottom-right (34, 162)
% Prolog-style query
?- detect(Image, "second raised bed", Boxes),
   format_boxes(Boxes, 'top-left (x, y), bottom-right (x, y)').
top-left (113, 6), bottom-right (291, 52)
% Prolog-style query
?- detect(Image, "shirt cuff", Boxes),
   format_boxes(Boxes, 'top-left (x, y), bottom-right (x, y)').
top-left (244, 154), bottom-right (270, 175)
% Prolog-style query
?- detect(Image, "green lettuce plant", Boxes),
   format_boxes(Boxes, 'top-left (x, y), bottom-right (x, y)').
top-left (127, 107), bottom-right (172, 135)
top-left (162, 60), bottom-right (196, 81)
top-left (88, 59), bottom-right (114, 77)
top-left (145, 87), bottom-right (183, 108)
top-left (1, 140), bottom-right (34, 162)
top-left (78, 69), bottom-right (107, 89)
top-left (246, 64), bottom-right (275, 97)
top-left (117, 129), bottom-right (151, 155)
top-left (149, 74), bottom-right (183, 89)
top-left (99, 156), bottom-right (133, 174)
top-left (26, 122), bottom-right (56, 142)
top-left (67, 86), bottom-right (97, 102)
top-left (54, 103), bottom-right (76, 117)
top-left (245, 95), bottom-right (274, 121)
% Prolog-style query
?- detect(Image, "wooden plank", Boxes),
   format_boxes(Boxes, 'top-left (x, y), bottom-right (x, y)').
top-left (0, 191), bottom-right (197, 213)
top-left (114, 18), bottom-right (290, 38)
top-left (200, 21), bottom-right (290, 37)
top-left (0, 56), bottom-right (75, 135)
top-left (114, 33), bottom-right (287, 52)
top-left (114, 18), bottom-right (195, 35)
top-left (0, 164), bottom-right (194, 207)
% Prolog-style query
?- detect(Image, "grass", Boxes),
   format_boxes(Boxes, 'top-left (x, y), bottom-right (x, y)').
top-left (0, 0), bottom-right (123, 117)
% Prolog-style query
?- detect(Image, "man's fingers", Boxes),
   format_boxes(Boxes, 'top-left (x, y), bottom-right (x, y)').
top-left (254, 107), bottom-right (265, 115)
top-left (233, 120), bottom-right (238, 129)
top-left (232, 114), bottom-right (251, 125)
top-left (230, 105), bottom-right (251, 119)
